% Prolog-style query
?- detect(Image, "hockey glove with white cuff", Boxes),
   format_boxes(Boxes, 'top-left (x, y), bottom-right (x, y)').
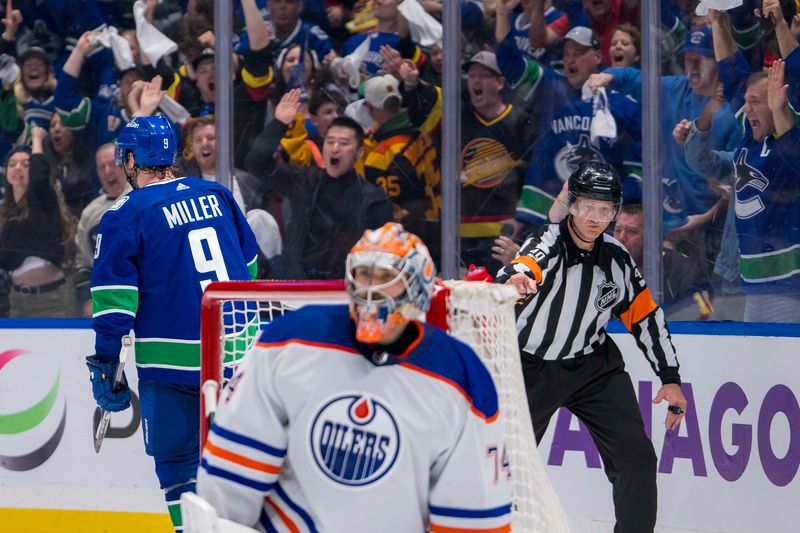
top-left (86, 356), bottom-right (131, 412)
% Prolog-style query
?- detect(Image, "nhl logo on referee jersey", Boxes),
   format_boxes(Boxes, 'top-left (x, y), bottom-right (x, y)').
top-left (309, 394), bottom-right (400, 487)
top-left (595, 281), bottom-right (620, 312)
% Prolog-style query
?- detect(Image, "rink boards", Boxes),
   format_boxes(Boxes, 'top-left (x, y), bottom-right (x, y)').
top-left (0, 319), bottom-right (797, 533)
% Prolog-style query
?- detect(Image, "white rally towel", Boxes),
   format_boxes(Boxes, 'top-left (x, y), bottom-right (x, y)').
top-left (158, 95), bottom-right (192, 126)
top-left (695, 0), bottom-right (743, 16)
top-left (398, 0), bottom-right (442, 48)
top-left (133, 0), bottom-right (178, 65)
top-left (331, 34), bottom-right (371, 89)
top-left (88, 26), bottom-right (136, 72)
top-left (581, 83), bottom-right (617, 144)
top-left (345, 98), bottom-right (374, 131)
top-left (0, 54), bottom-right (20, 85)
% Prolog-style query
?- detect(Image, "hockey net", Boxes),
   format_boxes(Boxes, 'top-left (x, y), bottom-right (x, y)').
top-left (200, 279), bottom-right (570, 533)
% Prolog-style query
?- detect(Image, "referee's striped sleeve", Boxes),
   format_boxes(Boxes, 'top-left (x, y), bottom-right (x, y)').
top-left (618, 259), bottom-right (680, 384)
top-left (496, 223), bottom-right (560, 283)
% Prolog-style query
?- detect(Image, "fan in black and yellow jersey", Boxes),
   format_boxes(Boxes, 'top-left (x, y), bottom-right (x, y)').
top-left (460, 137), bottom-right (522, 189)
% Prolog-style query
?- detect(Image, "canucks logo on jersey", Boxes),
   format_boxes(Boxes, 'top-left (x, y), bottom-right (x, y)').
top-left (734, 148), bottom-right (769, 219)
top-left (553, 134), bottom-right (604, 183)
top-left (310, 394), bottom-right (400, 486)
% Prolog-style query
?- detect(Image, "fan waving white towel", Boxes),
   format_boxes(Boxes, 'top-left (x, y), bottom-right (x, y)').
top-left (581, 83), bottom-right (617, 144)
top-left (133, 0), bottom-right (178, 65)
top-left (695, 0), bottom-right (743, 16)
top-left (88, 26), bottom-right (136, 72)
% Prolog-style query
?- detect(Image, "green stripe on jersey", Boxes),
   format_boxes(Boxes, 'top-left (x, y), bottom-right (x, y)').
top-left (248, 257), bottom-right (258, 280)
top-left (660, 18), bottom-right (686, 60)
top-left (92, 287), bottom-right (139, 315)
top-left (167, 500), bottom-right (182, 528)
top-left (739, 246), bottom-right (800, 283)
top-left (135, 340), bottom-right (200, 369)
top-left (519, 186), bottom-right (555, 221)
top-left (24, 107), bottom-right (53, 123)
top-left (732, 21), bottom-right (762, 51)
top-left (511, 60), bottom-right (544, 103)
top-left (136, 323), bottom-right (258, 368)
top-left (57, 97), bottom-right (91, 130)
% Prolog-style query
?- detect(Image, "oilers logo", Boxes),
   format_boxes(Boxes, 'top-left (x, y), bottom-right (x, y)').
top-left (309, 394), bottom-right (400, 487)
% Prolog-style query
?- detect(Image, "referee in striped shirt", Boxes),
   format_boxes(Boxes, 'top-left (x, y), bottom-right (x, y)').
top-left (497, 161), bottom-right (687, 533)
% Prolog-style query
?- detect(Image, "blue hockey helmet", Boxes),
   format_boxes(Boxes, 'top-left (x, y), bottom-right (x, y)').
top-left (115, 116), bottom-right (178, 168)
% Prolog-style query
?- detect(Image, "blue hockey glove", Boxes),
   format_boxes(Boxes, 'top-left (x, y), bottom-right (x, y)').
top-left (86, 356), bottom-right (130, 412)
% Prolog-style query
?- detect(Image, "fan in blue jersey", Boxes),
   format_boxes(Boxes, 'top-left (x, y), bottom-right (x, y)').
top-left (235, 0), bottom-right (332, 60)
top-left (709, 6), bottom-right (800, 322)
top-left (495, 25), bottom-right (643, 230)
top-left (197, 223), bottom-right (512, 531)
top-left (86, 116), bottom-right (259, 532)
top-left (594, 26), bottom-right (742, 234)
top-left (496, 0), bottom-right (564, 70)
top-left (340, 0), bottom-right (422, 76)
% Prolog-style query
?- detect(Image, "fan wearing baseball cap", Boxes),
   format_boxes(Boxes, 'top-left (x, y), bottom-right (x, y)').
top-left (593, 24), bottom-right (742, 235)
top-left (396, 49), bottom-right (535, 274)
top-left (494, 18), bottom-right (642, 237)
top-left (563, 26), bottom-right (602, 50)
top-left (361, 74), bottom-right (442, 264)
top-left (682, 27), bottom-right (718, 95)
top-left (500, 24), bottom-right (604, 95)
top-left (562, 26), bottom-right (604, 90)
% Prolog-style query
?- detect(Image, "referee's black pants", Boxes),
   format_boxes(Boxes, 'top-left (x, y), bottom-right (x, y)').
top-left (521, 340), bottom-right (657, 533)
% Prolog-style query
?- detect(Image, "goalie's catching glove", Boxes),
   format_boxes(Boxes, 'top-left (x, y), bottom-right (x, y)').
top-left (86, 356), bottom-right (130, 412)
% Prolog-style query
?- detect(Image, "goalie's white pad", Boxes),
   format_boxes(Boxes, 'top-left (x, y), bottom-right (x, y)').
top-left (181, 493), bottom-right (259, 533)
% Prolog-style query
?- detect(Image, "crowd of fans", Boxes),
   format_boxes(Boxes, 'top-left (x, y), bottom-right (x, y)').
top-left (0, 0), bottom-right (798, 323)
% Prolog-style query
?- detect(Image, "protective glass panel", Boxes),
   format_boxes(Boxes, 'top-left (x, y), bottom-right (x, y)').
top-left (4, 2), bottom-right (797, 324)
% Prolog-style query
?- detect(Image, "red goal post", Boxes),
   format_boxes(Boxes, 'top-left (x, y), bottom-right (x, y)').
top-left (199, 279), bottom-right (570, 532)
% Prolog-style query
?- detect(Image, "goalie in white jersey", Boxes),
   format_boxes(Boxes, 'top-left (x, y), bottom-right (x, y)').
top-left (196, 223), bottom-right (512, 532)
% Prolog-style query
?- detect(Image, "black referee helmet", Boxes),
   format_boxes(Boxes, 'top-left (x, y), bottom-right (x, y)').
top-left (568, 161), bottom-right (623, 205)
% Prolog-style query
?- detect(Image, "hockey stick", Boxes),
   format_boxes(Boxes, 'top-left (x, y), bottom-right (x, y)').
top-left (201, 379), bottom-right (219, 429)
top-left (93, 334), bottom-right (132, 453)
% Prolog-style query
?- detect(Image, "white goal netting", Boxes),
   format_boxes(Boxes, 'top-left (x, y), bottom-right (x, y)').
top-left (200, 280), bottom-right (570, 532)
top-left (439, 281), bottom-right (570, 532)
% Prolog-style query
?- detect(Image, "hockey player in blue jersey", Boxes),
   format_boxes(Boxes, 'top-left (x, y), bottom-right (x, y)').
top-left (86, 116), bottom-right (259, 531)
top-left (197, 223), bottom-right (512, 532)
